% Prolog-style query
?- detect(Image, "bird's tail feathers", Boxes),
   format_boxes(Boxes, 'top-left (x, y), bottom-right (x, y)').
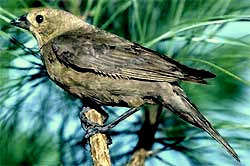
top-left (200, 117), bottom-right (240, 162)
top-left (165, 85), bottom-right (240, 161)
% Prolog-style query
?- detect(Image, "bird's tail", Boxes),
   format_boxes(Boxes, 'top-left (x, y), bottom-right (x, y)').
top-left (163, 84), bottom-right (240, 162)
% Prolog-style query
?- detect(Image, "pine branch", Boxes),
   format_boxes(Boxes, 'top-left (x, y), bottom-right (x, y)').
top-left (84, 109), bottom-right (111, 166)
top-left (126, 148), bottom-right (150, 166)
top-left (127, 105), bottom-right (163, 166)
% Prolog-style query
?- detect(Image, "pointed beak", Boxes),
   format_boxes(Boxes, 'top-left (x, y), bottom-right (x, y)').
top-left (10, 14), bottom-right (30, 30)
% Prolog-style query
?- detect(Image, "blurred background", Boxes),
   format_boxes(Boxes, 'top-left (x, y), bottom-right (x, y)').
top-left (0, 0), bottom-right (249, 165)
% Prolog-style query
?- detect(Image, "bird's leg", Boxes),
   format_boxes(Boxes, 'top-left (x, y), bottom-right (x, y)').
top-left (80, 107), bottom-right (140, 145)
top-left (81, 98), bottom-right (109, 123)
top-left (79, 108), bottom-right (112, 146)
top-left (96, 107), bottom-right (140, 131)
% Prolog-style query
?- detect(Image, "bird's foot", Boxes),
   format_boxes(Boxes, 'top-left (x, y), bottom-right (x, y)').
top-left (84, 124), bottom-right (112, 145)
top-left (80, 110), bottom-right (112, 147)
top-left (80, 107), bottom-right (140, 147)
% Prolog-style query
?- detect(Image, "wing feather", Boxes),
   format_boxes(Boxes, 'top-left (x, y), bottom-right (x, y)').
top-left (50, 29), bottom-right (215, 83)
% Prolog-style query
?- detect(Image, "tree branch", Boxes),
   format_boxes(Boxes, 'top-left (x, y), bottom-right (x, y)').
top-left (126, 148), bottom-right (150, 166)
top-left (127, 105), bottom-right (163, 166)
top-left (84, 109), bottom-right (111, 166)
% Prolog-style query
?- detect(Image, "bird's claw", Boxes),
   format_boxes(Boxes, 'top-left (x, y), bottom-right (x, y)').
top-left (80, 110), bottom-right (112, 146)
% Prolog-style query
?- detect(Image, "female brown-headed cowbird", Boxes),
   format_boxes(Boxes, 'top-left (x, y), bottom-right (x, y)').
top-left (10, 8), bottom-right (239, 161)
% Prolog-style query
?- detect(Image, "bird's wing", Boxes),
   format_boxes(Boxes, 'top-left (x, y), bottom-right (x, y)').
top-left (50, 29), bottom-right (215, 83)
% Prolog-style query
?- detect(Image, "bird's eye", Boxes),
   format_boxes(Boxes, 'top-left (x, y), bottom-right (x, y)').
top-left (36, 15), bottom-right (44, 24)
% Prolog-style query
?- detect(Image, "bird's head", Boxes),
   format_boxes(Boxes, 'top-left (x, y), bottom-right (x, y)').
top-left (10, 8), bottom-right (86, 46)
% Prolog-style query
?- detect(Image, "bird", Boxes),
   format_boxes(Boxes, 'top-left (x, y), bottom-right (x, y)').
top-left (10, 8), bottom-right (239, 161)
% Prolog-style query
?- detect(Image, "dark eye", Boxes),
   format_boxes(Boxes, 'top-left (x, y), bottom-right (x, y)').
top-left (36, 15), bottom-right (44, 23)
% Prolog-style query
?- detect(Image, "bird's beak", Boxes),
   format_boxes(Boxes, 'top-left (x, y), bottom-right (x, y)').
top-left (10, 14), bottom-right (30, 30)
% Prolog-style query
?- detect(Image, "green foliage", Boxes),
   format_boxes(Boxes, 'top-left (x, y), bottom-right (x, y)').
top-left (0, 0), bottom-right (249, 165)
top-left (0, 123), bottom-right (59, 165)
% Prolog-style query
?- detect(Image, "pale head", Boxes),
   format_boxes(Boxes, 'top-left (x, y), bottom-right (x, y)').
top-left (11, 8), bottom-right (86, 46)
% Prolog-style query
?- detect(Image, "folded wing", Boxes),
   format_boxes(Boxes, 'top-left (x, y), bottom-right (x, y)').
top-left (50, 29), bottom-right (215, 83)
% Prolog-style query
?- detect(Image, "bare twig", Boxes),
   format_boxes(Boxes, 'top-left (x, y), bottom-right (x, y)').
top-left (84, 109), bottom-right (111, 166)
top-left (127, 105), bottom-right (163, 166)
top-left (126, 148), bottom-right (150, 166)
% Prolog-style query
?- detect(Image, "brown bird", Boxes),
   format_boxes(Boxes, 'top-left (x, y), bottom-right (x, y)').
top-left (10, 8), bottom-right (239, 161)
